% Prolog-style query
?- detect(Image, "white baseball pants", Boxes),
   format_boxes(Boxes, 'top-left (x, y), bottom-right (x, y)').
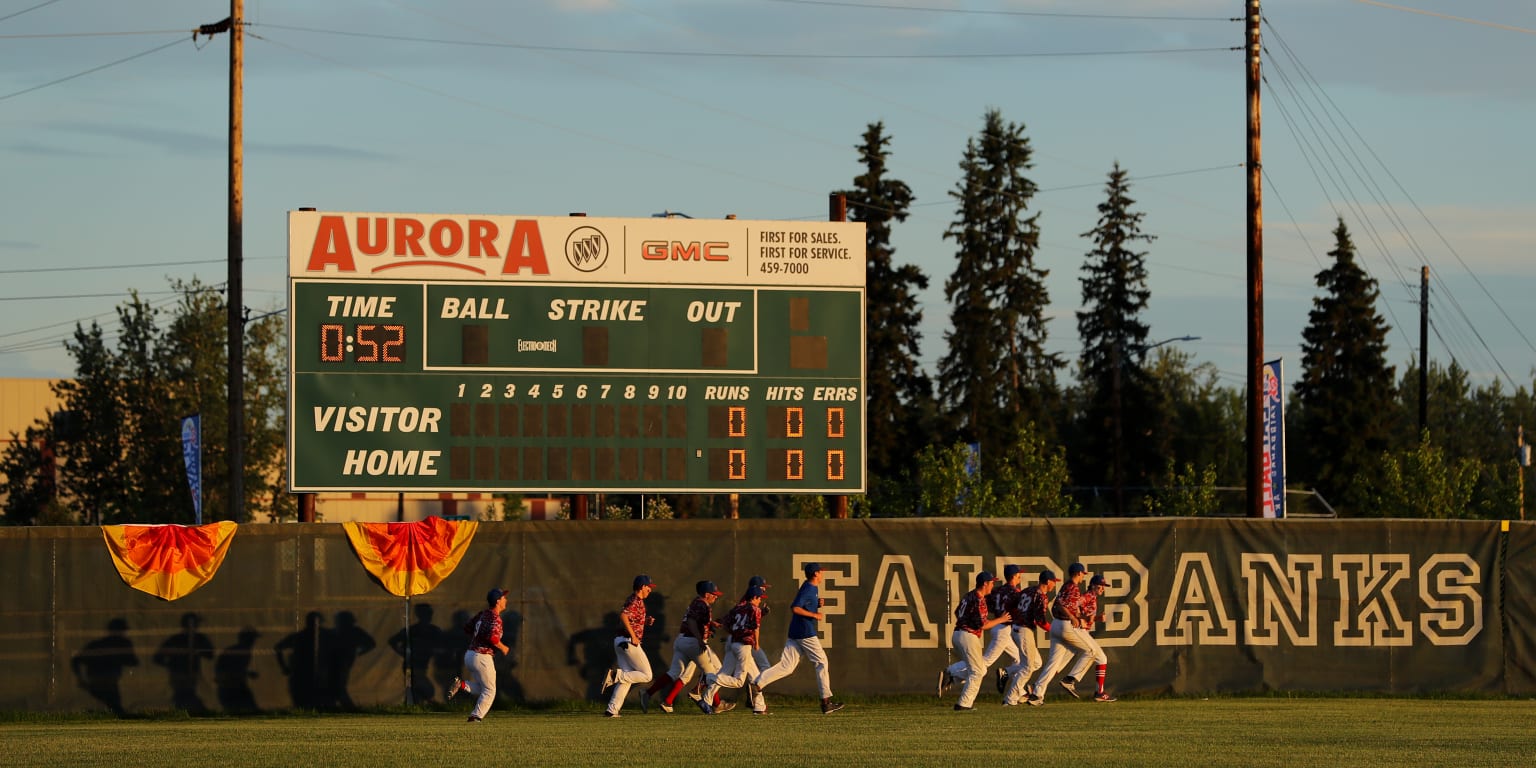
top-left (755, 635), bottom-right (832, 699)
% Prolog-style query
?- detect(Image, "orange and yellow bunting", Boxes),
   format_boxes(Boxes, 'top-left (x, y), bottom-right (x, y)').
top-left (342, 517), bottom-right (478, 597)
top-left (101, 521), bottom-right (238, 601)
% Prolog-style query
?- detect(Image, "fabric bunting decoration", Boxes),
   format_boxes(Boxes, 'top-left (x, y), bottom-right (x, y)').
top-left (342, 516), bottom-right (478, 597)
top-left (101, 521), bottom-right (239, 601)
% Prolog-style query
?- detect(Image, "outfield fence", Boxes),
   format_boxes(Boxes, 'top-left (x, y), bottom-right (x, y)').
top-left (2, 517), bottom-right (1533, 713)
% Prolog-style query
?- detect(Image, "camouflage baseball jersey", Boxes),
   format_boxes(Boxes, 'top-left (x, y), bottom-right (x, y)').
top-left (619, 593), bottom-right (648, 643)
top-left (725, 600), bottom-right (762, 646)
top-left (954, 589), bottom-right (989, 636)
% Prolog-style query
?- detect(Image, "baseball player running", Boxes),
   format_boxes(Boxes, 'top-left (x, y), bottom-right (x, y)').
top-left (754, 562), bottom-right (844, 714)
top-left (602, 574), bottom-right (658, 717)
top-left (1062, 574), bottom-right (1116, 702)
top-left (946, 571), bottom-right (1012, 710)
top-left (702, 584), bottom-right (768, 713)
top-left (939, 564), bottom-right (1026, 697)
top-left (1024, 562), bottom-right (1101, 705)
top-left (1000, 569), bottom-right (1059, 705)
top-left (660, 580), bottom-right (726, 715)
top-left (448, 587), bottom-right (510, 722)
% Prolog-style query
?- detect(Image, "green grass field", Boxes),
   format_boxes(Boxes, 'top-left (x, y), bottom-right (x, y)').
top-left (4, 696), bottom-right (1535, 767)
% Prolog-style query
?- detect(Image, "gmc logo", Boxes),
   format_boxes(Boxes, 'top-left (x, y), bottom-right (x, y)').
top-left (641, 240), bottom-right (730, 261)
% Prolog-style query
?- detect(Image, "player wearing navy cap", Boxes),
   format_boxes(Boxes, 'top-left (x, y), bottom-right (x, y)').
top-left (1062, 574), bottom-right (1115, 702)
top-left (657, 580), bottom-right (724, 715)
top-left (703, 584), bottom-right (768, 713)
top-left (754, 562), bottom-right (844, 714)
top-left (939, 565), bottom-right (1027, 698)
top-left (945, 571), bottom-right (1011, 710)
top-left (448, 587), bottom-right (510, 722)
top-left (1000, 569), bottom-right (1059, 705)
top-left (602, 575), bottom-right (657, 717)
top-left (1024, 562), bottom-right (1097, 705)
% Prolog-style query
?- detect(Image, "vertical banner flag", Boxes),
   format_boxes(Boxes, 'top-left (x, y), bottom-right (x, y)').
top-left (181, 414), bottom-right (202, 525)
top-left (1262, 360), bottom-right (1287, 518)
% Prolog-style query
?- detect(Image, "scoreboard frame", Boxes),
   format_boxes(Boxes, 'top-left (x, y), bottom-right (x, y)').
top-left (286, 210), bottom-right (867, 494)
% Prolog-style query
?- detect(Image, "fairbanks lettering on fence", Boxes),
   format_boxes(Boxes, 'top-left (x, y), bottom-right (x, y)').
top-left (0, 518), bottom-right (1530, 713)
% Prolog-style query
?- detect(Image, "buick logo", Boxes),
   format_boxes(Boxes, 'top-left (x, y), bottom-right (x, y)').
top-left (564, 226), bottom-right (609, 272)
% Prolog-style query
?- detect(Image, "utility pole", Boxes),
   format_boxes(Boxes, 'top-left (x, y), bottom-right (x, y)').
top-left (828, 192), bottom-right (849, 520)
top-left (1519, 426), bottom-right (1528, 521)
top-left (1419, 266), bottom-right (1429, 440)
top-left (200, 3), bottom-right (245, 521)
top-left (1245, 0), bottom-right (1265, 518)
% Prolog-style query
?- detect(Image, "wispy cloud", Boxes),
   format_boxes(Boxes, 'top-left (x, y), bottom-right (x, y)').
top-left (43, 121), bottom-right (392, 161)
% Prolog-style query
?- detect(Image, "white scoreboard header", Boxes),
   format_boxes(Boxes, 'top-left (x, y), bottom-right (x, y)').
top-left (288, 211), bottom-right (866, 288)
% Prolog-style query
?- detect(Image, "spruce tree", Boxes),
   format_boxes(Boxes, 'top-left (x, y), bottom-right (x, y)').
top-left (1074, 163), bottom-right (1157, 514)
top-left (836, 122), bottom-right (932, 482)
top-left (1294, 218), bottom-right (1396, 512)
top-left (938, 109), bottom-right (1061, 458)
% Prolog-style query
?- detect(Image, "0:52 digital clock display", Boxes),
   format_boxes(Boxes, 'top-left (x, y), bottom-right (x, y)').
top-left (319, 324), bottom-right (406, 363)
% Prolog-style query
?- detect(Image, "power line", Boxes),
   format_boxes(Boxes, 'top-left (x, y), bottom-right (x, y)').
top-left (762, 0), bottom-right (1237, 22)
top-left (0, 0), bottom-right (64, 24)
top-left (254, 22), bottom-right (1235, 60)
top-left (0, 256), bottom-right (275, 275)
top-left (1352, 0), bottom-right (1536, 35)
top-left (0, 29), bottom-right (193, 38)
top-left (0, 35), bottom-right (187, 102)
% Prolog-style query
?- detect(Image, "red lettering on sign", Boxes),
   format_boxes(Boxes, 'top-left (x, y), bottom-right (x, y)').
top-left (307, 215), bottom-right (357, 272)
top-left (502, 220), bottom-right (550, 275)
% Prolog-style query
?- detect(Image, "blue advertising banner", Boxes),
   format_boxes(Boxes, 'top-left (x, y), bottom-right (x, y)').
top-left (181, 414), bottom-right (202, 525)
top-left (1262, 360), bottom-right (1286, 518)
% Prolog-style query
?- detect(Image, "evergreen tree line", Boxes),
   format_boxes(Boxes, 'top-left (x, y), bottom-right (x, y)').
top-left (3, 111), bottom-right (1531, 523)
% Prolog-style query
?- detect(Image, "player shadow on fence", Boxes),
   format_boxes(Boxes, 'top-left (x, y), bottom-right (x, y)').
top-left (391, 603), bottom-right (448, 705)
top-left (151, 612), bottom-right (214, 714)
top-left (71, 617), bottom-right (139, 717)
top-left (272, 610), bottom-right (378, 711)
top-left (564, 591), bottom-right (670, 701)
top-left (215, 627), bottom-right (262, 713)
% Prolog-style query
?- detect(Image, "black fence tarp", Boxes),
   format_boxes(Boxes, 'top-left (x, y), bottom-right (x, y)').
top-left (0, 518), bottom-right (1527, 714)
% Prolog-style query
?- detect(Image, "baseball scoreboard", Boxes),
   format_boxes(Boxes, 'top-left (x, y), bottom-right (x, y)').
top-left (287, 210), bottom-right (866, 493)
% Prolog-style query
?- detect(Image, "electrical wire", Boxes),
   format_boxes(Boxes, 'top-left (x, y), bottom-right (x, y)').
top-left (1352, 0), bottom-right (1536, 35)
top-left (253, 22), bottom-right (1236, 60)
top-left (762, 0), bottom-right (1237, 22)
top-left (0, 0), bottom-right (63, 24)
top-left (0, 35), bottom-right (187, 102)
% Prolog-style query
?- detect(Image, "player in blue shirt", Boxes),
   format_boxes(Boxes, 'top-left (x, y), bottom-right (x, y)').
top-left (753, 562), bottom-right (845, 714)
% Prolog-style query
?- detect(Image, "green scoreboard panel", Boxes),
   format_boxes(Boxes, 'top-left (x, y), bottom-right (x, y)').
top-left (288, 211), bottom-right (866, 493)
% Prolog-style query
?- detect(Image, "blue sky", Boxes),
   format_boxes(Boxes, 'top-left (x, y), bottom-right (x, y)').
top-left (2, 0), bottom-right (1533, 394)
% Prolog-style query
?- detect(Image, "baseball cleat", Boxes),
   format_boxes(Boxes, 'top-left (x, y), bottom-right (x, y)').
top-left (937, 670), bottom-right (950, 697)
top-left (1059, 678), bottom-right (1080, 699)
top-left (601, 668), bottom-right (618, 694)
top-left (447, 676), bottom-right (464, 701)
top-left (752, 709), bottom-right (770, 716)
top-left (687, 686), bottom-right (703, 702)
top-left (696, 698), bottom-right (714, 715)
top-left (638, 690), bottom-right (650, 714)
top-left (603, 711), bottom-right (620, 718)
top-left (953, 704), bottom-right (974, 711)
top-left (1093, 692), bottom-right (1117, 702)
top-left (1025, 693), bottom-right (1043, 707)
top-left (466, 715), bottom-right (482, 723)
top-left (821, 700), bottom-right (845, 714)
top-left (714, 701), bottom-right (736, 714)
top-left (658, 699), bottom-right (674, 714)
top-left (995, 668), bottom-right (1007, 694)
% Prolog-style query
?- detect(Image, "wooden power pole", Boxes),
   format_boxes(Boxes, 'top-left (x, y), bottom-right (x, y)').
top-left (226, 2), bottom-right (246, 521)
top-left (828, 192), bottom-right (849, 520)
top-left (1245, 0), bottom-right (1265, 517)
